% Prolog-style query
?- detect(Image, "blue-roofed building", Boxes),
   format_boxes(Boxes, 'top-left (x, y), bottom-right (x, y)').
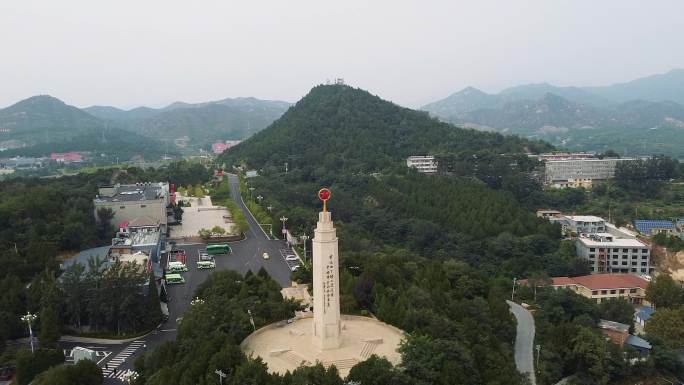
top-left (635, 306), bottom-right (655, 328)
top-left (626, 335), bottom-right (652, 357)
top-left (61, 246), bottom-right (112, 274)
top-left (633, 220), bottom-right (675, 236)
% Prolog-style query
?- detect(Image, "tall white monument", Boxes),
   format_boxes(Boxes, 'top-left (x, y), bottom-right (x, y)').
top-left (241, 188), bottom-right (404, 377)
top-left (312, 188), bottom-right (341, 349)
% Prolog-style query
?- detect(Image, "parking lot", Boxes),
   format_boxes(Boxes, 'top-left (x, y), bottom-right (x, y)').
top-left (278, 247), bottom-right (301, 272)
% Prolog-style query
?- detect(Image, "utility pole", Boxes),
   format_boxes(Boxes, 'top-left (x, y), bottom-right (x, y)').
top-left (249, 187), bottom-right (255, 200)
top-left (257, 195), bottom-right (263, 204)
top-left (21, 312), bottom-right (38, 353)
top-left (535, 344), bottom-right (541, 372)
top-left (511, 277), bottom-right (517, 301)
top-left (285, 162), bottom-right (288, 173)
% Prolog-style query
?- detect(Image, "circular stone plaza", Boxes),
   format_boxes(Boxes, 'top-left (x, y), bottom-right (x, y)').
top-left (240, 190), bottom-right (403, 377)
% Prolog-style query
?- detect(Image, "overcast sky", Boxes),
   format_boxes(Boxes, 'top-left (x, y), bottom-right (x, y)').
top-left (1, 0), bottom-right (683, 109)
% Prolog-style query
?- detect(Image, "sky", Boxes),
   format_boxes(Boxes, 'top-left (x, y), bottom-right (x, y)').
top-left (1, 0), bottom-right (683, 109)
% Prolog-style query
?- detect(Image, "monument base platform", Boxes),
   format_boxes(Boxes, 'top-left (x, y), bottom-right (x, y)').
top-left (240, 315), bottom-right (403, 377)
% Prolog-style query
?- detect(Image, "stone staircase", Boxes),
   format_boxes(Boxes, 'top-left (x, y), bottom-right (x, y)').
top-left (322, 358), bottom-right (359, 371)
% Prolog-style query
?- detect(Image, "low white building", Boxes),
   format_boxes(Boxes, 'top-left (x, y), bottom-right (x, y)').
top-left (561, 215), bottom-right (607, 235)
top-left (406, 156), bottom-right (438, 174)
top-left (576, 233), bottom-right (651, 274)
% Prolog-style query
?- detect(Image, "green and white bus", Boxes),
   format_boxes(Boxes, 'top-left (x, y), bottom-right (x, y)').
top-left (206, 244), bottom-right (231, 255)
top-left (165, 274), bottom-right (185, 284)
top-left (168, 261), bottom-right (188, 273)
top-left (197, 260), bottom-right (216, 269)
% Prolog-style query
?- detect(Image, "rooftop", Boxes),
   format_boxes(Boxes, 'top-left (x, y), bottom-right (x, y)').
top-left (551, 274), bottom-right (649, 291)
top-left (599, 319), bottom-right (630, 333)
top-left (94, 183), bottom-right (166, 203)
top-left (637, 306), bottom-right (656, 321)
top-left (577, 234), bottom-right (647, 247)
top-left (565, 215), bottom-right (605, 223)
top-left (634, 219), bottom-right (676, 234)
top-left (626, 334), bottom-right (652, 350)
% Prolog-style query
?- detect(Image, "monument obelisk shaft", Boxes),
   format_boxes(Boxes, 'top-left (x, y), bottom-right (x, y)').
top-left (312, 190), bottom-right (341, 350)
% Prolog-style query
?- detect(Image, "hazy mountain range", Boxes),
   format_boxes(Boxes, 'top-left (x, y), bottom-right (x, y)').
top-left (422, 69), bottom-right (684, 158)
top-left (0, 95), bottom-right (291, 158)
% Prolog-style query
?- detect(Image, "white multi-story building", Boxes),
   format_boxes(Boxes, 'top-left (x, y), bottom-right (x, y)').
top-left (94, 183), bottom-right (170, 227)
top-left (543, 157), bottom-right (634, 188)
top-left (406, 156), bottom-right (438, 174)
top-left (561, 215), bottom-right (607, 235)
top-left (576, 233), bottom-right (651, 274)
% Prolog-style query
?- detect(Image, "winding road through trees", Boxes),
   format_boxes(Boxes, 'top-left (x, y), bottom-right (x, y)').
top-left (507, 300), bottom-right (537, 385)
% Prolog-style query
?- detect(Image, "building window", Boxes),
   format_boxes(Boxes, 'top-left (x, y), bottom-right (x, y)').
top-left (632, 248), bottom-right (638, 253)
top-left (590, 248), bottom-right (596, 252)
top-left (619, 289), bottom-right (625, 294)
top-left (140, 205), bottom-right (147, 208)
top-left (631, 268), bottom-right (637, 272)
top-left (120, 206), bottom-right (125, 209)
top-left (610, 290), bottom-right (616, 294)
top-left (642, 256), bottom-right (648, 259)
top-left (641, 268), bottom-right (647, 273)
top-left (641, 262), bottom-right (648, 266)
top-left (601, 290), bottom-right (607, 295)
top-left (622, 261), bottom-right (628, 265)
top-left (632, 262), bottom-right (637, 266)
top-left (629, 289), bottom-right (637, 293)
top-left (612, 261), bottom-right (618, 265)
top-left (592, 291), bottom-right (598, 295)
top-left (622, 248), bottom-right (628, 253)
top-left (642, 249), bottom-right (648, 253)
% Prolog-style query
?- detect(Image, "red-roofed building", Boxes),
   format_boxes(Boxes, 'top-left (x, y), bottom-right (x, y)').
top-left (523, 273), bottom-right (650, 304)
top-left (51, 151), bottom-right (82, 162)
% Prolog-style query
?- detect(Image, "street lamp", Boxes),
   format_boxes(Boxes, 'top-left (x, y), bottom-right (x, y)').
top-left (247, 310), bottom-right (256, 331)
top-left (300, 234), bottom-right (310, 263)
top-left (511, 277), bottom-right (517, 301)
top-left (280, 216), bottom-right (289, 239)
top-left (248, 187), bottom-right (255, 200)
top-left (257, 195), bottom-right (263, 204)
top-left (122, 371), bottom-right (139, 385)
top-left (191, 297), bottom-right (205, 306)
top-left (20, 312), bottom-right (38, 353)
top-left (215, 369), bottom-right (227, 385)
top-left (266, 205), bottom-right (273, 213)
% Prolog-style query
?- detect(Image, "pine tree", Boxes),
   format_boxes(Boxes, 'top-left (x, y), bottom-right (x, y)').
top-left (145, 271), bottom-right (163, 328)
top-left (38, 305), bottom-right (61, 348)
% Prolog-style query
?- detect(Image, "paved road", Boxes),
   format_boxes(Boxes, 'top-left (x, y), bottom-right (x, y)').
top-left (68, 174), bottom-right (295, 384)
top-left (507, 300), bottom-right (536, 385)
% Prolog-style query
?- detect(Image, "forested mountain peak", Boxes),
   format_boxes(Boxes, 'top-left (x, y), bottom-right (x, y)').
top-left (220, 84), bottom-right (550, 173)
top-left (0, 94), bottom-right (102, 133)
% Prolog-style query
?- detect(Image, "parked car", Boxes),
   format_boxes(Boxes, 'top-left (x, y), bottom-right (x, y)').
top-left (262, 252), bottom-right (270, 260)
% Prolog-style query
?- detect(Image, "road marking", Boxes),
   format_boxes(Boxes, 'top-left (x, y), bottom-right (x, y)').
top-left (160, 328), bottom-right (177, 332)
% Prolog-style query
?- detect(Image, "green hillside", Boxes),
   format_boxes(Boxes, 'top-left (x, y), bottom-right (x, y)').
top-left (0, 95), bottom-right (171, 161)
top-left (222, 84), bottom-right (551, 174)
top-left (214, 85), bottom-right (598, 384)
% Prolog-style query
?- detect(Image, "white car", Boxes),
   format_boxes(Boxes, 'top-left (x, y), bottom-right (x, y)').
top-left (262, 252), bottom-right (270, 260)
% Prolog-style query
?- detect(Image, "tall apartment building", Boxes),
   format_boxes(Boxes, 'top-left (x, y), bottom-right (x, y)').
top-left (406, 156), bottom-right (438, 174)
top-left (94, 183), bottom-right (170, 227)
top-left (576, 233), bottom-right (651, 274)
top-left (542, 156), bottom-right (634, 188)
